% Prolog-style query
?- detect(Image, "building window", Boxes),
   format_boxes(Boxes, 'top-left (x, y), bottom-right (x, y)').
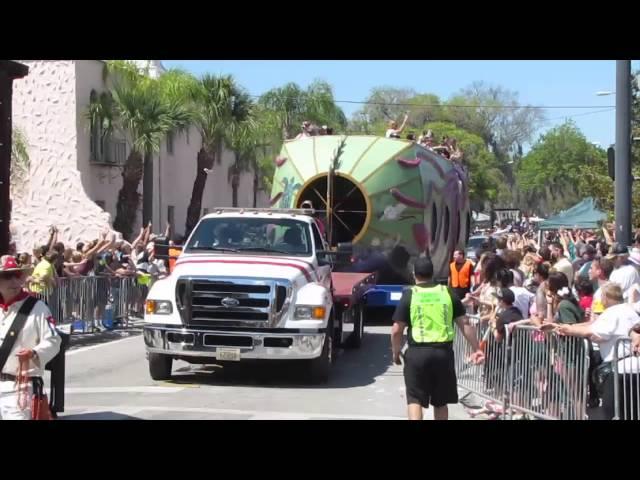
top-left (89, 90), bottom-right (100, 161)
top-left (166, 131), bottom-right (174, 155)
top-left (89, 90), bottom-right (125, 165)
top-left (95, 200), bottom-right (106, 210)
top-left (167, 205), bottom-right (175, 226)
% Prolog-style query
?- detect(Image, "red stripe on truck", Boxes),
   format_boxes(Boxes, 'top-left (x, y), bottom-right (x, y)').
top-left (174, 259), bottom-right (313, 282)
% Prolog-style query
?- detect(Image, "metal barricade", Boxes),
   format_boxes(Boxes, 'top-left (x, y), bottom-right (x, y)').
top-left (507, 325), bottom-right (589, 420)
top-left (454, 315), bottom-right (511, 417)
top-left (27, 275), bottom-right (148, 334)
top-left (613, 338), bottom-right (640, 421)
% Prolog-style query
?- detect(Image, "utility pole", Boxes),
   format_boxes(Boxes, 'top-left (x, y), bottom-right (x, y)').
top-left (0, 61), bottom-right (29, 254)
top-left (615, 60), bottom-right (632, 248)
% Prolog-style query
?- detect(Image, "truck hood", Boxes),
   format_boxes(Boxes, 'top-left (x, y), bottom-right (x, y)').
top-left (171, 254), bottom-right (317, 284)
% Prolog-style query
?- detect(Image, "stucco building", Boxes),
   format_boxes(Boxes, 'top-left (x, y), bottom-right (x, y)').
top-left (11, 60), bottom-right (267, 250)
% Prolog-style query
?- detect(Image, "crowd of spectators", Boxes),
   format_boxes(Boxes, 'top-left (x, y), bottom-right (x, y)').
top-left (459, 220), bottom-right (640, 419)
top-left (8, 223), bottom-right (182, 293)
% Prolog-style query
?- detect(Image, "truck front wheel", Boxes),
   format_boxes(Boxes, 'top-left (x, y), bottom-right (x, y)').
top-left (149, 353), bottom-right (173, 380)
top-left (308, 323), bottom-right (333, 384)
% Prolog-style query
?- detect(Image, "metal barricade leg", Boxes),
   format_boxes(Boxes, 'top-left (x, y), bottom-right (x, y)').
top-left (614, 339), bottom-right (640, 421)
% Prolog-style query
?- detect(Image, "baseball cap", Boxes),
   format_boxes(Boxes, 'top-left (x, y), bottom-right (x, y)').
top-left (492, 287), bottom-right (515, 304)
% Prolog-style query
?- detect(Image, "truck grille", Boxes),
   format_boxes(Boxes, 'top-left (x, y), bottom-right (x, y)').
top-left (176, 277), bottom-right (290, 327)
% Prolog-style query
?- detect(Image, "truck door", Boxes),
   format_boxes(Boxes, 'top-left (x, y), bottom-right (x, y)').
top-left (312, 223), bottom-right (332, 288)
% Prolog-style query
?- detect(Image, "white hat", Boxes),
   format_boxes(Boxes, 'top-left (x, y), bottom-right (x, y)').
top-left (629, 247), bottom-right (640, 266)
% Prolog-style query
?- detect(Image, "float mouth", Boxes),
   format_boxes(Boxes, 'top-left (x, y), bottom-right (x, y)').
top-left (296, 173), bottom-right (370, 245)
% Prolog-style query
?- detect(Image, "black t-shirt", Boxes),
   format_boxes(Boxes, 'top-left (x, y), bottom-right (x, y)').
top-left (495, 305), bottom-right (523, 335)
top-left (392, 282), bottom-right (466, 345)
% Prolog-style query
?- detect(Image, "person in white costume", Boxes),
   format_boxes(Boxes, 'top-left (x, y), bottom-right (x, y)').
top-left (0, 255), bottom-right (61, 420)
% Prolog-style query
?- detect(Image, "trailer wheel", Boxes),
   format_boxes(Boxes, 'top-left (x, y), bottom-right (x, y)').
top-left (149, 353), bottom-right (173, 380)
top-left (346, 305), bottom-right (365, 349)
top-left (309, 320), bottom-right (333, 384)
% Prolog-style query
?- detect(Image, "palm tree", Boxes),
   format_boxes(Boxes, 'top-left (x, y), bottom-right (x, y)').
top-left (10, 128), bottom-right (29, 200)
top-left (226, 95), bottom-right (260, 207)
top-left (89, 61), bottom-right (191, 239)
top-left (185, 75), bottom-right (251, 234)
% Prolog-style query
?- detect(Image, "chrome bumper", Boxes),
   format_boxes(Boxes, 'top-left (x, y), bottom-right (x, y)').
top-left (143, 325), bottom-right (325, 360)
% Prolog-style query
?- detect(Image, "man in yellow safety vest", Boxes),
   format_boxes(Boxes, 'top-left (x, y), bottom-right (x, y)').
top-left (391, 257), bottom-right (484, 420)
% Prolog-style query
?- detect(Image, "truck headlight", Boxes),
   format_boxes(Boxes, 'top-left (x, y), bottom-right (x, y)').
top-left (294, 305), bottom-right (326, 320)
top-left (145, 300), bottom-right (173, 315)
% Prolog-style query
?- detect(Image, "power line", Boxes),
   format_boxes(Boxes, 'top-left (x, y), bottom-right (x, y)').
top-left (249, 93), bottom-right (616, 110)
top-left (546, 107), bottom-right (616, 122)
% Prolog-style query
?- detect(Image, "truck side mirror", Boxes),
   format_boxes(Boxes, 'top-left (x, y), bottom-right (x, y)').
top-left (317, 250), bottom-right (335, 267)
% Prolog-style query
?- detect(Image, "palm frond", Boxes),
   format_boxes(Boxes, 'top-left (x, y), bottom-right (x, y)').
top-left (11, 127), bottom-right (30, 192)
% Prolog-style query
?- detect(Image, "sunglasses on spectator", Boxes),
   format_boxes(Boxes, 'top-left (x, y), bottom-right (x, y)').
top-left (0, 271), bottom-right (24, 280)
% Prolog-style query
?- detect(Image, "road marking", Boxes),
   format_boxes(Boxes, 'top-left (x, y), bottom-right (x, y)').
top-left (66, 335), bottom-right (141, 356)
top-left (62, 404), bottom-right (405, 420)
top-left (64, 386), bottom-right (185, 394)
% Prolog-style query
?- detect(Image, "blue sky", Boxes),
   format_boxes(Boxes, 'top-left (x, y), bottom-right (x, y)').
top-left (164, 60), bottom-right (640, 149)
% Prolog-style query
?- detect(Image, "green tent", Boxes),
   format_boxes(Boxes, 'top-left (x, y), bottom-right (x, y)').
top-left (538, 198), bottom-right (607, 230)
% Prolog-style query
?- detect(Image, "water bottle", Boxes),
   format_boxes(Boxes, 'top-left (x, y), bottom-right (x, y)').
top-left (103, 296), bottom-right (114, 330)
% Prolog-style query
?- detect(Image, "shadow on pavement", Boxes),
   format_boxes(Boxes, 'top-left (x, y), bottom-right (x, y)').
top-left (165, 330), bottom-right (394, 389)
top-left (67, 328), bottom-right (142, 351)
top-left (61, 411), bottom-right (142, 420)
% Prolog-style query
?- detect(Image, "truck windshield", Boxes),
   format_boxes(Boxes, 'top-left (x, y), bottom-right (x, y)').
top-left (185, 217), bottom-right (313, 256)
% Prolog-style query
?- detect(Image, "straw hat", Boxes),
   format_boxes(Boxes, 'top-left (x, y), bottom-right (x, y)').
top-left (0, 255), bottom-right (32, 273)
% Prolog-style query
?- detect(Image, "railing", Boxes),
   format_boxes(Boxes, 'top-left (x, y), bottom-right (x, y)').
top-left (454, 315), bottom-right (510, 418)
top-left (28, 276), bottom-right (148, 333)
top-left (454, 319), bottom-right (591, 420)
top-left (507, 326), bottom-right (589, 420)
top-left (613, 338), bottom-right (640, 420)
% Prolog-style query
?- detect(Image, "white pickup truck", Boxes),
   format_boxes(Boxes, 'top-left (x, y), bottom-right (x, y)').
top-left (143, 209), bottom-right (374, 383)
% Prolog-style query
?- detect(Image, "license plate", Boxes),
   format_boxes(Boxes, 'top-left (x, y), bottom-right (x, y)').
top-left (390, 292), bottom-right (402, 301)
top-left (217, 348), bottom-right (241, 362)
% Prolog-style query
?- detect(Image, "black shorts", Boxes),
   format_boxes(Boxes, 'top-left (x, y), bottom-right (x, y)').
top-left (403, 345), bottom-right (458, 408)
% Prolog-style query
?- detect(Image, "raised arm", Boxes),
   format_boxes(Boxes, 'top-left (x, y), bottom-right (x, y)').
top-left (131, 227), bottom-right (145, 250)
top-left (44, 226), bottom-right (56, 252)
top-left (602, 226), bottom-right (614, 246)
top-left (397, 114), bottom-right (409, 134)
top-left (96, 233), bottom-right (116, 255)
top-left (142, 222), bottom-right (152, 246)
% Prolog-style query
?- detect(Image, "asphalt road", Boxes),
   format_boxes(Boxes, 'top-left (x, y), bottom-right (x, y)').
top-left (57, 323), bottom-right (473, 420)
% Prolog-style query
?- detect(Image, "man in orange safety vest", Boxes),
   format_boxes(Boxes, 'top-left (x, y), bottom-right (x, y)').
top-left (449, 249), bottom-right (475, 300)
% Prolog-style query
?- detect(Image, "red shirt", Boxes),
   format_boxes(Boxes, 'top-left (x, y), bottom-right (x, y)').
top-left (579, 295), bottom-right (593, 311)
